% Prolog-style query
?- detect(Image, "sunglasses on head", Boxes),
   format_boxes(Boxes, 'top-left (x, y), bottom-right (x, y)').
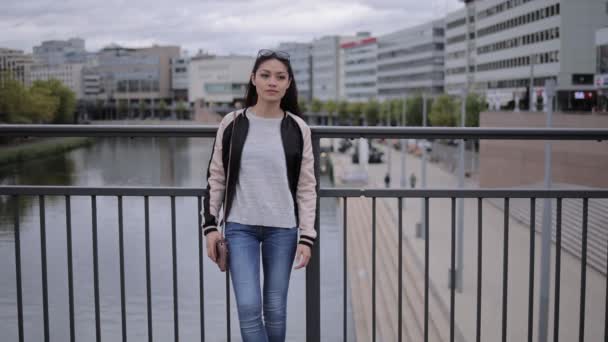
top-left (257, 49), bottom-right (290, 61)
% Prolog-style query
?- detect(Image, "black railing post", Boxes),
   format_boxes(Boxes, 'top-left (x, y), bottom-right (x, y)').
top-left (306, 135), bottom-right (322, 342)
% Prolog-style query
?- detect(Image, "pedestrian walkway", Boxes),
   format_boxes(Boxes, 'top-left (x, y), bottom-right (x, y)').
top-left (486, 190), bottom-right (608, 275)
top-left (328, 139), bottom-right (607, 342)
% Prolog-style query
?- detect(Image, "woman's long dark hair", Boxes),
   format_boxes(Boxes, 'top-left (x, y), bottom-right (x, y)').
top-left (244, 54), bottom-right (301, 116)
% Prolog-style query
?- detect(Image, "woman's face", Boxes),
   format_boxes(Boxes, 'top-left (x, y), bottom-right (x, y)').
top-left (251, 58), bottom-right (291, 103)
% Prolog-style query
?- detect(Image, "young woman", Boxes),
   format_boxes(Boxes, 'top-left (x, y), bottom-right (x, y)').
top-left (201, 49), bottom-right (317, 342)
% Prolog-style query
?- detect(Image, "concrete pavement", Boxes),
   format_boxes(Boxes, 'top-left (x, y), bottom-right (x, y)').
top-left (328, 139), bottom-right (606, 342)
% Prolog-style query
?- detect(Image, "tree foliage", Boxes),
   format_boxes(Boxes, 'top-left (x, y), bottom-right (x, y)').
top-left (337, 101), bottom-right (349, 123)
top-left (298, 99), bottom-right (308, 114)
top-left (0, 74), bottom-right (76, 124)
top-left (311, 98), bottom-right (323, 113)
top-left (429, 94), bottom-right (458, 127)
top-left (465, 93), bottom-right (484, 127)
top-left (364, 100), bottom-right (380, 126)
top-left (347, 102), bottom-right (364, 125)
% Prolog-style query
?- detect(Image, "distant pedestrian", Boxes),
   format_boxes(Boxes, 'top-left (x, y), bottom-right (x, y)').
top-left (410, 172), bottom-right (417, 188)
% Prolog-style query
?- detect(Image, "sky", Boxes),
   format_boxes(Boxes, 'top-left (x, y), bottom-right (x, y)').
top-left (0, 0), bottom-right (464, 56)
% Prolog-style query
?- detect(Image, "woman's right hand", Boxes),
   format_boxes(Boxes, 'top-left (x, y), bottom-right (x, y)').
top-left (206, 230), bottom-right (221, 262)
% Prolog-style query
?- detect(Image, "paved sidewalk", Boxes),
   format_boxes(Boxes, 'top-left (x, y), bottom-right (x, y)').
top-left (329, 139), bottom-right (607, 342)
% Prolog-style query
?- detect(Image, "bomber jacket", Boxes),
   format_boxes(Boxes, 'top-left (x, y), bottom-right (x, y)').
top-left (201, 107), bottom-right (317, 248)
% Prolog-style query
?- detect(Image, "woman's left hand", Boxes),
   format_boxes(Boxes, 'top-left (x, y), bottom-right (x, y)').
top-left (294, 244), bottom-right (311, 269)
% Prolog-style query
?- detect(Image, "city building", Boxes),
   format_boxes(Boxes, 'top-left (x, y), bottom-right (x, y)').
top-left (595, 27), bottom-right (608, 112)
top-left (0, 48), bottom-right (33, 86)
top-left (30, 62), bottom-right (85, 98)
top-left (33, 38), bottom-right (88, 65)
top-left (341, 33), bottom-right (378, 102)
top-left (458, 0), bottom-right (608, 111)
top-left (376, 20), bottom-right (445, 101)
top-left (171, 57), bottom-right (189, 101)
top-left (277, 42), bottom-right (313, 102)
top-left (444, 5), bottom-right (476, 95)
top-left (188, 54), bottom-right (254, 111)
top-left (82, 44), bottom-right (180, 117)
top-left (312, 35), bottom-right (356, 101)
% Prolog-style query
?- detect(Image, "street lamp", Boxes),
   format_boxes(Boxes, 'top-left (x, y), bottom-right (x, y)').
top-left (384, 103), bottom-right (392, 188)
top-left (452, 89), bottom-right (467, 291)
top-left (400, 95), bottom-right (407, 208)
top-left (416, 93), bottom-right (428, 239)
top-left (537, 79), bottom-right (556, 342)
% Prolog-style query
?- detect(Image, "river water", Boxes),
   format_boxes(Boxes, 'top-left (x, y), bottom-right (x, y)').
top-left (0, 136), bottom-right (346, 341)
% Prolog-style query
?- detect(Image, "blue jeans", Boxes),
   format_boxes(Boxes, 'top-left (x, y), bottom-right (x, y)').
top-left (225, 221), bottom-right (298, 342)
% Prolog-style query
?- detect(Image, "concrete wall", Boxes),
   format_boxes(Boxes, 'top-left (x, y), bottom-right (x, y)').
top-left (479, 111), bottom-right (608, 188)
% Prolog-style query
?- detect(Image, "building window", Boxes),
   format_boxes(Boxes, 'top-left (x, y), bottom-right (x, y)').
top-left (572, 74), bottom-right (594, 85)
top-left (598, 44), bottom-right (608, 73)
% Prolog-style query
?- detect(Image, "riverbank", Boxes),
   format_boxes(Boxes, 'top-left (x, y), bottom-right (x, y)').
top-left (0, 137), bottom-right (95, 166)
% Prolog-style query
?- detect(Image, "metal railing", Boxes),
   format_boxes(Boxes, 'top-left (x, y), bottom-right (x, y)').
top-left (1, 124), bottom-right (607, 342)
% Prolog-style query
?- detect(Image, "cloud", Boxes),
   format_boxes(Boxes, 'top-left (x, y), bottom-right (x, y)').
top-left (0, 0), bottom-right (463, 55)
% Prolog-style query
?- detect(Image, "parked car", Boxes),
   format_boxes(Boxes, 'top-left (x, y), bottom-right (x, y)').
top-left (417, 139), bottom-right (432, 152)
top-left (392, 139), bottom-right (405, 150)
top-left (352, 149), bottom-right (383, 164)
top-left (338, 139), bottom-right (353, 153)
top-left (351, 141), bottom-right (384, 164)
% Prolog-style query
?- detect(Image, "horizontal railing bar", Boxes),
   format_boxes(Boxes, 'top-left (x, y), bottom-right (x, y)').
top-left (312, 127), bottom-right (608, 140)
top-left (1, 125), bottom-right (608, 140)
top-left (0, 186), bottom-right (208, 196)
top-left (321, 188), bottom-right (608, 198)
top-left (0, 125), bottom-right (219, 138)
top-left (1, 186), bottom-right (608, 198)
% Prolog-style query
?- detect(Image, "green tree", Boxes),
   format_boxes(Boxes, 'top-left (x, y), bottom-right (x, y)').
top-left (49, 80), bottom-right (76, 124)
top-left (337, 101), bottom-right (349, 124)
top-left (311, 98), bottom-right (323, 113)
top-left (348, 102), bottom-right (364, 125)
top-left (390, 99), bottom-right (404, 125)
top-left (0, 75), bottom-right (31, 123)
top-left (1, 76), bottom-right (75, 124)
top-left (465, 93), bottom-right (484, 127)
top-left (380, 101), bottom-right (392, 125)
top-left (159, 100), bottom-right (168, 118)
top-left (28, 84), bottom-right (59, 123)
top-left (405, 95), bottom-right (423, 126)
top-left (429, 94), bottom-right (458, 127)
top-left (405, 94), bottom-right (433, 127)
top-left (176, 100), bottom-right (188, 119)
top-left (298, 100), bottom-right (308, 114)
top-left (323, 100), bottom-right (337, 114)
top-left (323, 100), bottom-right (337, 125)
top-left (364, 100), bottom-right (380, 126)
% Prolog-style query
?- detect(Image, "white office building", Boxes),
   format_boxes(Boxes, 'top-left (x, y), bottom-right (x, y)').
top-left (277, 42), bottom-right (313, 101)
top-left (376, 20), bottom-right (445, 101)
top-left (33, 38), bottom-right (88, 65)
top-left (444, 5), bottom-right (476, 95)
top-left (312, 35), bottom-right (356, 101)
top-left (188, 55), bottom-right (254, 107)
top-left (342, 35), bottom-right (378, 102)
top-left (30, 63), bottom-right (85, 98)
top-left (461, 0), bottom-right (608, 111)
